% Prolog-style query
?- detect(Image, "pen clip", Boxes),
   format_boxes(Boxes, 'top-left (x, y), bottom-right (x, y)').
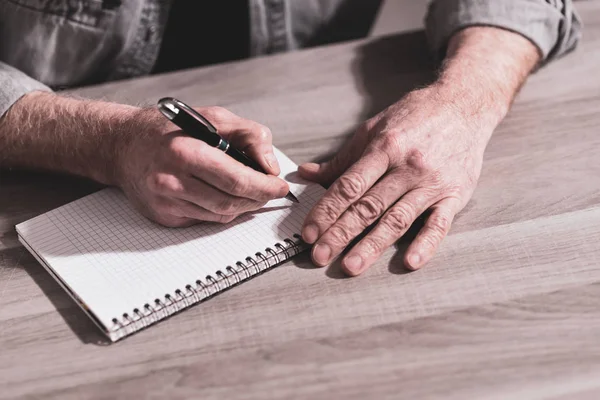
top-left (157, 97), bottom-right (218, 133)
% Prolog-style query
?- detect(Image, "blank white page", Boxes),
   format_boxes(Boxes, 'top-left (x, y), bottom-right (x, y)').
top-left (16, 148), bottom-right (325, 338)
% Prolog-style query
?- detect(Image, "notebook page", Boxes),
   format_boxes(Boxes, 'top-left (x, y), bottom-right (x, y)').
top-left (16, 148), bottom-right (326, 332)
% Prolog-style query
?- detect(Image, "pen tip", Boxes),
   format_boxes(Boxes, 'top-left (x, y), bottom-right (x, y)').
top-left (286, 192), bottom-right (300, 203)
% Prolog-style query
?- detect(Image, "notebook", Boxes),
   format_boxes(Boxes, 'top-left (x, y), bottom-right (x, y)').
top-left (16, 148), bottom-right (326, 342)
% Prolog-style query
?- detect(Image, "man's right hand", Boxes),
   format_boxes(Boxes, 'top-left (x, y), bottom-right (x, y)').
top-left (117, 106), bottom-right (290, 227)
top-left (0, 92), bottom-right (289, 227)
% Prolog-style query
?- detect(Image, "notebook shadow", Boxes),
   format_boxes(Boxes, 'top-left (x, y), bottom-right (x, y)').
top-left (1, 246), bottom-right (111, 345)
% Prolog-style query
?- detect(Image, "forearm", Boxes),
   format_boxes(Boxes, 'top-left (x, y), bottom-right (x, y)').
top-left (0, 91), bottom-right (139, 185)
top-left (434, 27), bottom-right (541, 130)
top-left (426, 0), bottom-right (581, 66)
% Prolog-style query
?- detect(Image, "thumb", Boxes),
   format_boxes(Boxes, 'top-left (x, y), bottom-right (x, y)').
top-left (298, 149), bottom-right (354, 187)
top-left (222, 119), bottom-right (281, 176)
top-left (193, 106), bottom-right (282, 176)
top-left (299, 122), bottom-right (375, 186)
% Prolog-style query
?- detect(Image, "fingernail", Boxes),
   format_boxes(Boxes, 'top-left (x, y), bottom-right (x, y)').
top-left (312, 244), bottom-right (331, 266)
top-left (299, 163), bottom-right (320, 174)
top-left (302, 224), bottom-right (319, 243)
top-left (408, 253), bottom-right (421, 269)
top-left (264, 152), bottom-right (278, 171)
top-left (344, 255), bottom-right (363, 274)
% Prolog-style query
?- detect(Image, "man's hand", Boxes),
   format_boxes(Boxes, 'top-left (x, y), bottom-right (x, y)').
top-left (0, 92), bottom-right (289, 227)
top-left (117, 107), bottom-right (289, 227)
top-left (299, 27), bottom-right (541, 275)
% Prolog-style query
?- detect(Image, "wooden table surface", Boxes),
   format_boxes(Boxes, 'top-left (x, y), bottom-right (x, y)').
top-left (2, 2), bottom-right (600, 399)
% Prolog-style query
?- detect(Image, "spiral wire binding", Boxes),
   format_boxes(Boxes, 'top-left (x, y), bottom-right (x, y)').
top-left (109, 234), bottom-right (304, 340)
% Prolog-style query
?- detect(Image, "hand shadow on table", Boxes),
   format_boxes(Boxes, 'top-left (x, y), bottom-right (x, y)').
top-left (305, 30), bottom-right (436, 166)
top-left (297, 30), bottom-right (437, 277)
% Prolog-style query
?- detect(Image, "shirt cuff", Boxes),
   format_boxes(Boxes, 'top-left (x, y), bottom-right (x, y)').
top-left (425, 0), bottom-right (582, 64)
top-left (0, 62), bottom-right (52, 117)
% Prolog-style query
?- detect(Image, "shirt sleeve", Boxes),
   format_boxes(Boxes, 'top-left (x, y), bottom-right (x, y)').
top-left (0, 61), bottom-right (51, 118)
top-left (425, 0), bottom-right (582, 65)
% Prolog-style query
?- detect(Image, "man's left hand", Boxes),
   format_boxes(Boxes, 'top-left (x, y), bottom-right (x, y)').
top-left (298, 26), bottom-right (540, 276)
top-left (298, 84), bottom-right (496, 275)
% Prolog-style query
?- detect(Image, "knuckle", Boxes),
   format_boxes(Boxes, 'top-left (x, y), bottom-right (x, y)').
top-left (169, 137), bottom-right (205, 168)
top-left (428, 213), bottom-right (451, 235)
top-left (314, 200), bottom-right (341, 224)
top-left (360, 236), bottom-right (385, 257)
top-left (147, 173), bottom-right (179, 194)
top-left (167, 137), bottom-right (189, 159)
top-left (217, 214), bottom-right (236, 224)
top-left (383, 206), bottom-right (414, 233)
top-left (257, 126), bottom-right (272, 141)
top-left (326, 224), bottom-right (353, 247)
top-left (349, 195), bottom-right (386, 225)
top-left (380, 130), bottom-right (403, 150)
top-left (215, 198), bottom-right (237, 215)
top-left (336, 173), bottom-right (366, 201)
top-left (373, 129), bottom-right (405, 154)
top-left (187, 141), bottom-right (207, 163)
top-left (204, 106), bottom-right (230, 122)
top-left (420, 232), bottom-right (440, 250)
top-left (405, 149), bottom-right (429, 172)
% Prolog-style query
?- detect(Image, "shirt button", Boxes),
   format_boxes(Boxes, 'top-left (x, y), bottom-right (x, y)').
top-left (102, 0), bottom-right (122, 10)
top-left (145, 25), bottom-right (157, 42)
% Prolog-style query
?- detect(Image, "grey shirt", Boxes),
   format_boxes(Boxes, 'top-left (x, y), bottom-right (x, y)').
top-left (0, 0), bottom-right (582, 117)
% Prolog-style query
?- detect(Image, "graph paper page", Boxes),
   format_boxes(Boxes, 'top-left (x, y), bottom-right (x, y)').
top-left (16, 148), bottom-right (326, 331)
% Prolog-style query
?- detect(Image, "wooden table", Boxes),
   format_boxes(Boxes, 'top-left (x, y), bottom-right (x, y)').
top-left (2, 3), bottom-right (600, 398)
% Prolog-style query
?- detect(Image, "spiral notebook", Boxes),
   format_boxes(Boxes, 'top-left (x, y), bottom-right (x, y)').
top-left (16, 148), bottom-right (326, 342)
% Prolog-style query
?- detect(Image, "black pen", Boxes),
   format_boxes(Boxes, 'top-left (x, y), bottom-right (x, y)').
top-left (157, 97), bottom-right (299, 203)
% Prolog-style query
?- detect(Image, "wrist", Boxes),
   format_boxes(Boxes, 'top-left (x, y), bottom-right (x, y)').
top-left (431, 75), bottom-right (508, 132)
top-left (110, 107), bottom-right (167, 189)
top-left (70, 96), bottom-right (143, 186)
top-left (0, 91), bottom-right (142, 186)
top-left (435, 26), bottom-right (541, 128)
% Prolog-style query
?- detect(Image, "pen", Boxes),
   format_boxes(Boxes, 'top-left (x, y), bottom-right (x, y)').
top-left (157, 97), bottom-right (299, 203)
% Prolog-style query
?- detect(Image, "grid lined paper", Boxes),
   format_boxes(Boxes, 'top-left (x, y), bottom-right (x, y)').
top-left (16, 148), bottom-right (326, 338)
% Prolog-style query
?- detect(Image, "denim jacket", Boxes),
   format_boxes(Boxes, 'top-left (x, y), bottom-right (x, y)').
top-left (0, 0), bottom-right (581, 116)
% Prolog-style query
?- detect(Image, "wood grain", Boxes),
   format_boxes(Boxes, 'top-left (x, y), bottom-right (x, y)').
top-left (2, 2), bottom-right (600, 399)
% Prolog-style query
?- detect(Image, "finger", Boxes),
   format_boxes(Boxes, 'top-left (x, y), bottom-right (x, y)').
top-left (195, 107), bottom-right (280, 176)
top-left (301, 149), bottom-right (389, 244)
top-left (223, 119), bottom-right (280, 176)
top-left (403, 198), bottom-right (460, 271)
top-left (341, 189), bottom-right (437, 276)
top-left (179, 138), bottom-right (289, 202)
top-left (298, 125), bottom-right (375, 187)
top-left (148, 197), bottom-right (236, 228)
top-left (168, 198), bottom-right (238, 224)
top-left (158, 175), bottom-right (266, 215)
top-left (310, 173), bottom-right (411, 266)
